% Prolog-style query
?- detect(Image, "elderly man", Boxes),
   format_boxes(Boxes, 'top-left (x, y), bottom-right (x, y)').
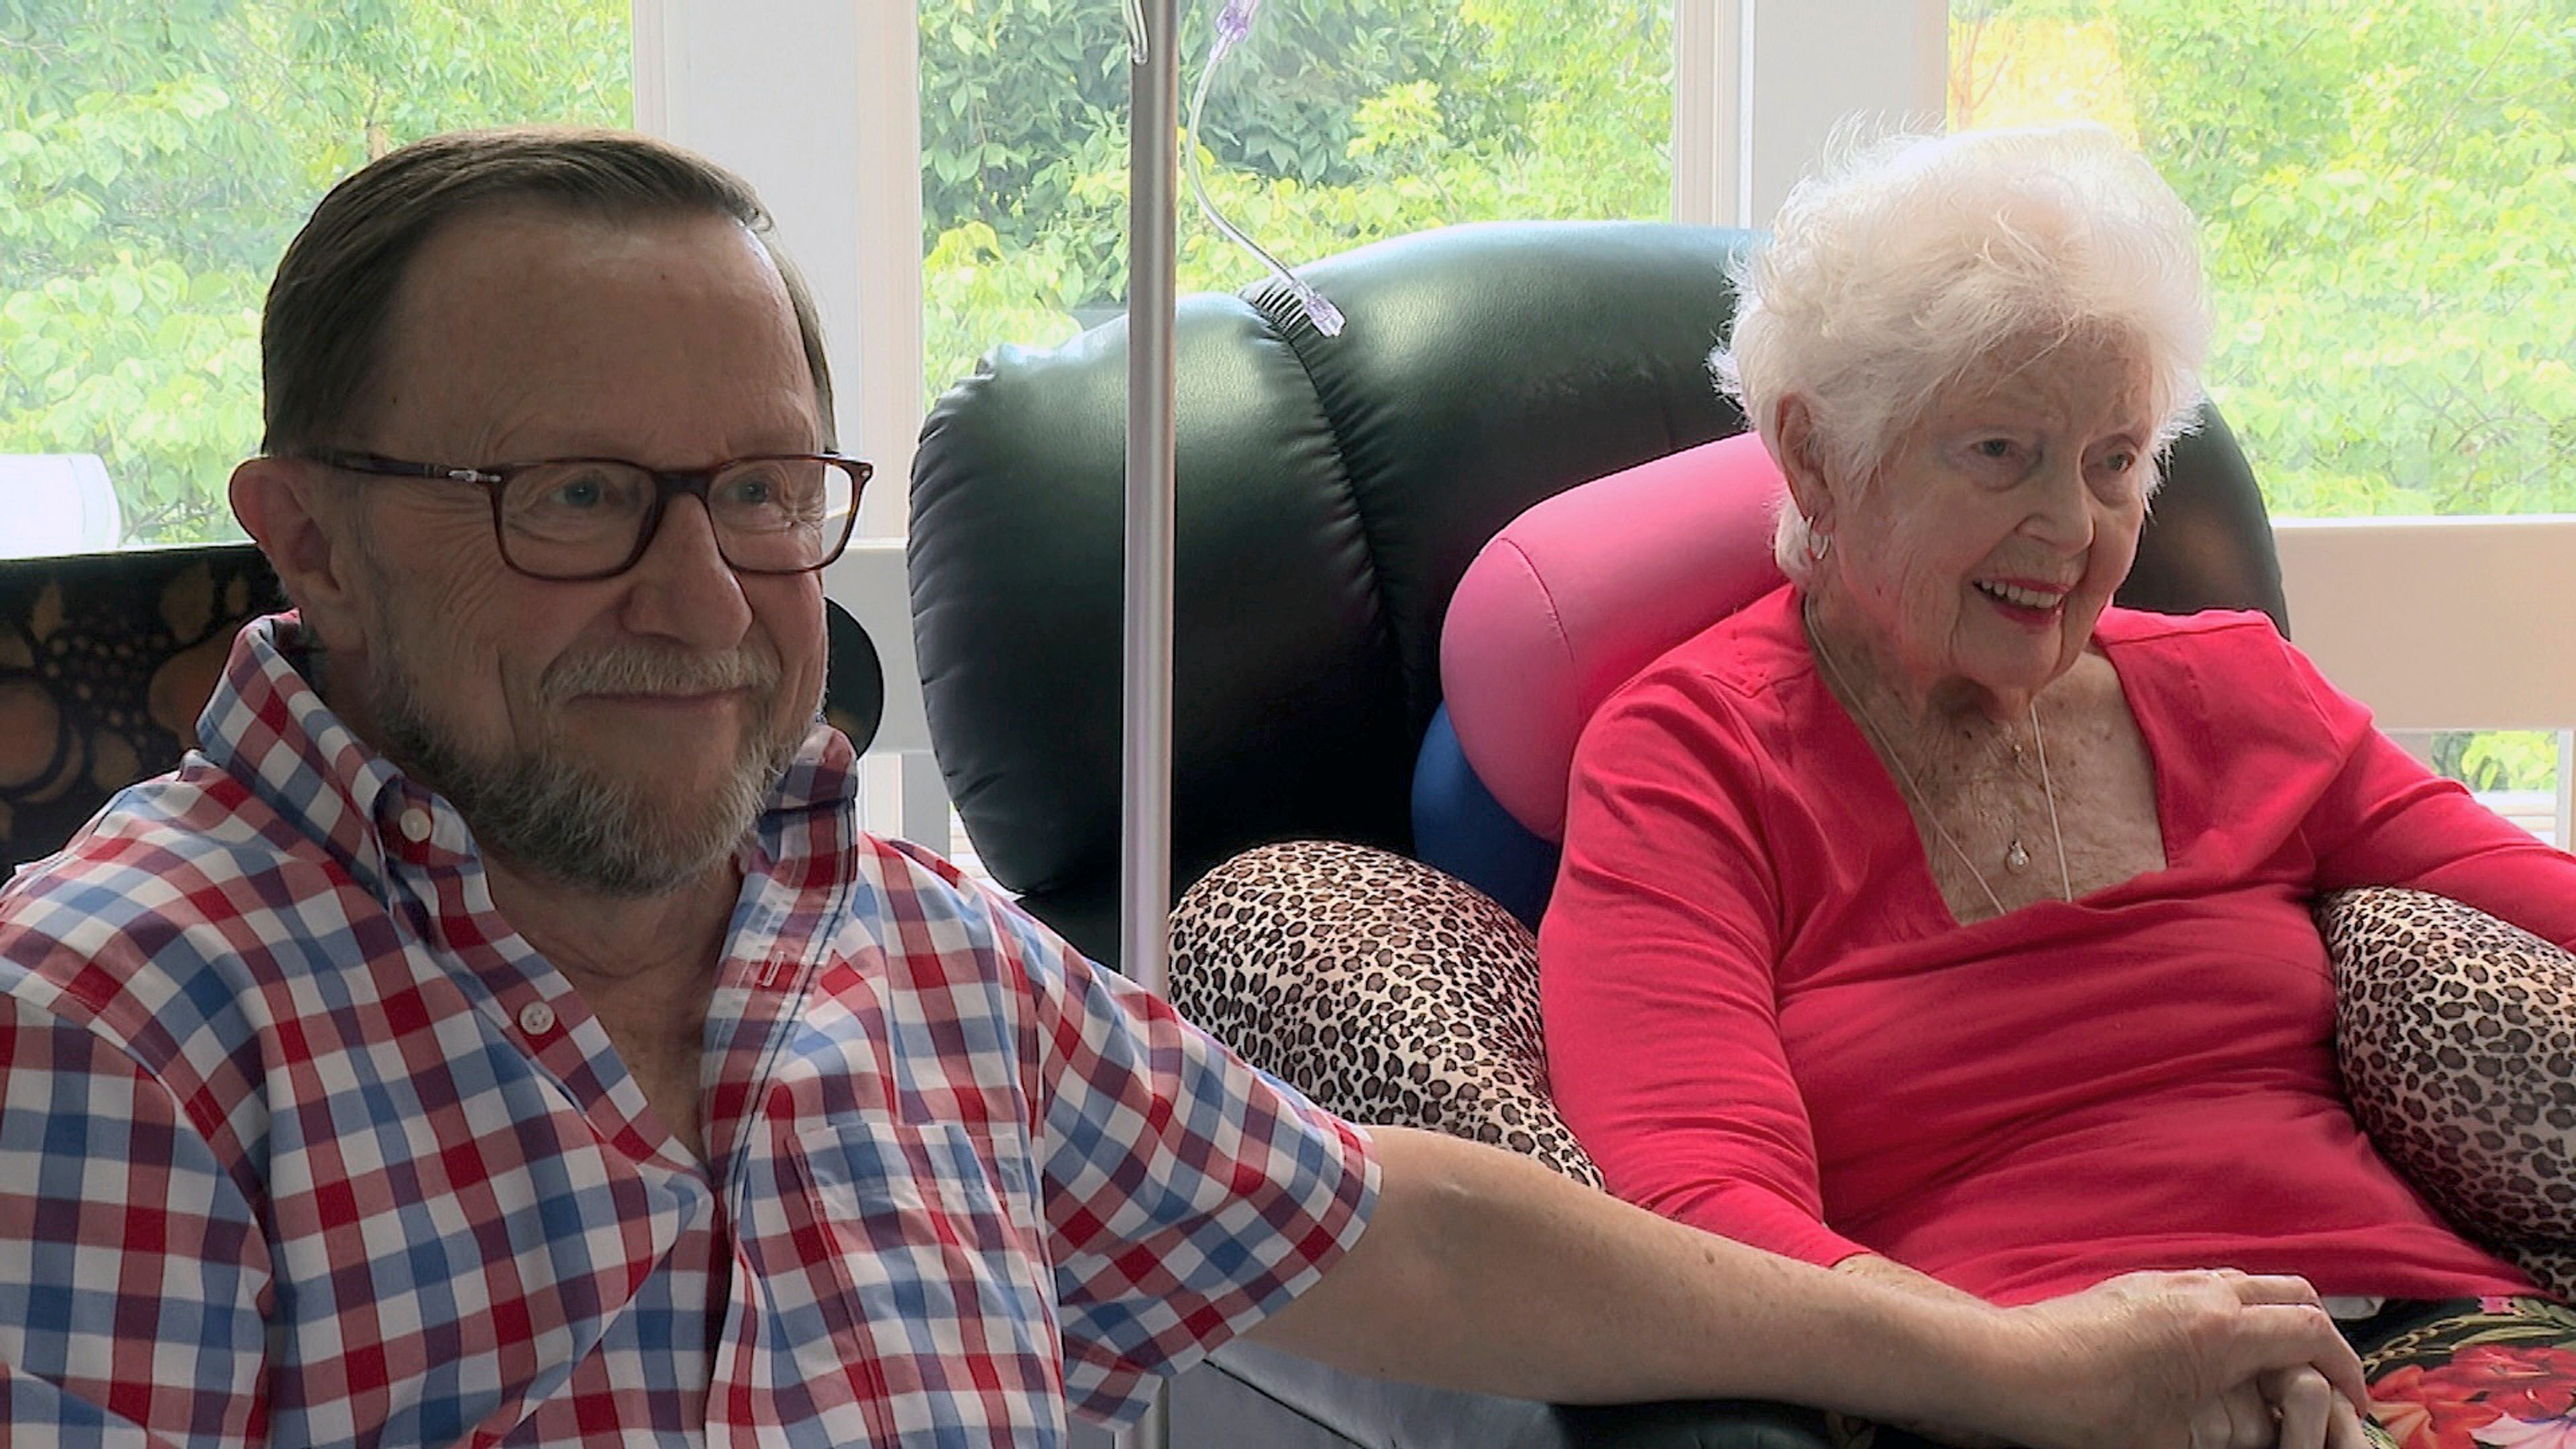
top-left (0, 129), bottom-right (2367, 1448)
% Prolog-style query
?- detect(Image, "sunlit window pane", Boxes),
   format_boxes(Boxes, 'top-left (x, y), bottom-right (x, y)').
top-left (1948, 0), bottom-right (2575, 521)
top-left (918, 1), bottom-right (1675, 403)
top-left (0, 1), bottom-right (631, 553)
top-left (2383, 729), bottom-right (2568, 845)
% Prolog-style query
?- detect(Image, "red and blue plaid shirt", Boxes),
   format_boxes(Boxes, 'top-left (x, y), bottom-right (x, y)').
top-left (0, 614), bottom-right (1376, 1446)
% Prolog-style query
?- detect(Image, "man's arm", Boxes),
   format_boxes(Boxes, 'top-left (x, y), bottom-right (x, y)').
top-left (1250, 1127), bottom-right (2371, 1449)
top-left (1832, 1250), bottom-right (1990, 1305)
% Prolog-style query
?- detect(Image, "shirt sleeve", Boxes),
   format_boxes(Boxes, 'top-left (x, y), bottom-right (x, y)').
top-left (0, 989), bottom-right (270, 1448)
top-left (952, 869), bottom-right (1379, 1427)
top-left (2271, 630), bottom-right (2576, 947)
top-left (1540, 667), bottom-right (1870, 1271)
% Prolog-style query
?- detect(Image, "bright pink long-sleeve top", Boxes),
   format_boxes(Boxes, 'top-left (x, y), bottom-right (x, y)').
top-left (1540, 586), bottom-right (2567, 1305)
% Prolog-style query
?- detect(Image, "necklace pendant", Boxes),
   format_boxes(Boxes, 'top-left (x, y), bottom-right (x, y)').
top-left (2004, 839), bottom-right (2032, 872)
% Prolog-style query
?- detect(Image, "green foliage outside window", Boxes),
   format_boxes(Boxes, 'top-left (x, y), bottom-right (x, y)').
top-left (2431, 729), bottom-right (2561, 796)
top-left (1956, 0), bottom-right (2575, 519)
top-left (3, 0), bottom-right (1670, 546)
top-left (916, 0), bottom-right (1675, 404)
top-left (0, 0), bottom-right (629, 545)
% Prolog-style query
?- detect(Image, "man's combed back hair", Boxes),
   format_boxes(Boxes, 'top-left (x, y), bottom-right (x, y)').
top-left (1712, 124), bottom-right (2210, 577)
top-left (260, 126), bottom-right (835, 455)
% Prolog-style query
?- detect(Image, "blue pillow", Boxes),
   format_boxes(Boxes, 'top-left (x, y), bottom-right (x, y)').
top-left (1411, 704), bottom-right (1560, 931)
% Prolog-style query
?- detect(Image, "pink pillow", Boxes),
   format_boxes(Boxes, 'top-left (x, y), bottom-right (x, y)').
top-left (1440, 431), bottom-right (1790, 841)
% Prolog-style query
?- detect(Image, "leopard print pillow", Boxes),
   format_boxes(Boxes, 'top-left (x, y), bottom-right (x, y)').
top-left (1169, 840), bottom-right (1603, 1187)
top-left (2320, 886), bottom-right (2576, 1299)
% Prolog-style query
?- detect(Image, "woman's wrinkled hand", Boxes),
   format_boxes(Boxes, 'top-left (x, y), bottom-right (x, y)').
top-left (1985, 1269), bottom-right (2372, 1449)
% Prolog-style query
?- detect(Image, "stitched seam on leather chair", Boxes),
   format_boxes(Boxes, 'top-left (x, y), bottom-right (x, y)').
top-left (1239, 280), bottom-right (1421, 729)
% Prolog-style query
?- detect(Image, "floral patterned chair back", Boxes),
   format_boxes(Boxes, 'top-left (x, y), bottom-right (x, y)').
top-left (1, 543), bottom-right (284, 869)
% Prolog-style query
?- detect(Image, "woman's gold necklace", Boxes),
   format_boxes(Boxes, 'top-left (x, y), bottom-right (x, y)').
top-left (1807, 616), bottom-right (2074, 918)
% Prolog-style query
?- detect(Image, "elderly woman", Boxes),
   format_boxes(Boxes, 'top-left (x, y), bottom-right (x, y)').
top-left (1540, 125), bottom-right (2576, 1448)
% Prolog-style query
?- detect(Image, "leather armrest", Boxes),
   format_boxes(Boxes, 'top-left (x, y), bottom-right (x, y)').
top-left (1176, 1339), bottom-right (1848, 1449)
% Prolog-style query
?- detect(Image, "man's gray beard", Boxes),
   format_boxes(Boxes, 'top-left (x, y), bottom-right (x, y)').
top-left (370, 639), bottom-right (804, 898)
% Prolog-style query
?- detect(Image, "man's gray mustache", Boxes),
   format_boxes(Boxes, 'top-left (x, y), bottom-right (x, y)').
top-left (543, 649), bottom-right (782, 702)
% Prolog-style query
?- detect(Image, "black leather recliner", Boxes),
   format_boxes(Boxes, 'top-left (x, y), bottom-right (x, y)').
top-left (907, 221), bottom-right (2286, 1447)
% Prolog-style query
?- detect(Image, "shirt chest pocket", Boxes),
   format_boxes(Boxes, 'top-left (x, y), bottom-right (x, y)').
top-left (784, 1117), bottom-right (1062, 1439)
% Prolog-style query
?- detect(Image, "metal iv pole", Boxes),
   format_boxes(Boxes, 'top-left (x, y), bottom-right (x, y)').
top-left (1117, 0), bottom-right (1179, 1444)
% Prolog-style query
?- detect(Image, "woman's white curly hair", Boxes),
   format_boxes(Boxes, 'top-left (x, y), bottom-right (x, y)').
top-left (1711, 123), bottom-right (2213, 581)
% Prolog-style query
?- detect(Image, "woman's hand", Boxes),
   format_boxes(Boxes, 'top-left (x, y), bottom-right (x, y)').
top-left (1981, 1269), bottom-right (2372, 1449)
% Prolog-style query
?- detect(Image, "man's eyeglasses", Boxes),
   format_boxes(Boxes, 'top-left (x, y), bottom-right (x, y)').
top-left (301, 448), bottom-right (871, 582)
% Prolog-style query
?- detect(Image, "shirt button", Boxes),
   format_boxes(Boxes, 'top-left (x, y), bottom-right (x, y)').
top-left (397, 808), bottom-right (433, 844)
top-left (518, 1000), bottom-right (557, 1036)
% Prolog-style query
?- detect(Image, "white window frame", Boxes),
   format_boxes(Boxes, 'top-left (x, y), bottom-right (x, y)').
top-left (639, 0), bottom-right (2576, 849)
top-left (1672, 1), bottom-right (1949, 229)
